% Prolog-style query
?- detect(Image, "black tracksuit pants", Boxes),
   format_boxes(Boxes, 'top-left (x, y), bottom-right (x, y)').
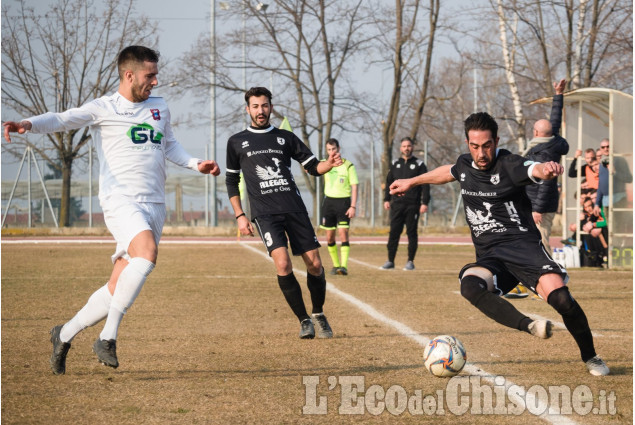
top-left (387, 202), bottom-right (420, 263)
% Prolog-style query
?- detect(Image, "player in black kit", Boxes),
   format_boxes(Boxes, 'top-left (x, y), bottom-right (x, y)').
top-left (389, 112), bottom-right (609, 376)
top-left (226, 87), bottom-right (342, 339)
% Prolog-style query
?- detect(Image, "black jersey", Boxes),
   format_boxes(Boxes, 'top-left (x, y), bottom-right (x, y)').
top-left (226, 126), bottom-right (318, 219)
top-left (450, 149), bottom-right (542, 254)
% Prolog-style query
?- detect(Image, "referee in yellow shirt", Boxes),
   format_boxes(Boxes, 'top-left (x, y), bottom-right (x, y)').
top-left (320, 139), bottom-right (359, 275)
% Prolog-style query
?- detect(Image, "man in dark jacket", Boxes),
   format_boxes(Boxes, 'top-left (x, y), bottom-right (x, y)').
top-left (525, 79), bottom-right (569, 254)
top-left (381, 137), bottom-right (430, 270)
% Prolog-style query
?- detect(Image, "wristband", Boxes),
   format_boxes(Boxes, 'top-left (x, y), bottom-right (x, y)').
top-left (235, 213), bottom-right (246, 220)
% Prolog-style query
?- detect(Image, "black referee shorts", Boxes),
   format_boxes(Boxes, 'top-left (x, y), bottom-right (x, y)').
top-left (253, 212), bottom-right (320, 256)
top-left (320, 197), bottom-right (351, 230)
top-left (459, 240), bottom-right (569, 296)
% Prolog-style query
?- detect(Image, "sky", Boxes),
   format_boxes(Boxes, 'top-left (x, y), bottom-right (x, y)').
top-left (1, 0), bottom-right (462, 215)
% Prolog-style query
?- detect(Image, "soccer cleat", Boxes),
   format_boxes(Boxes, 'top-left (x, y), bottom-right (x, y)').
top-left (337, 267), bottom-right (348, 276)
top-left (49, 325), bottom-right (71, 375)
top-left (312, 313), bottom-right (333, 339)
top-left (585, 356), bottom-right (610, 376)
top-left (93, 338), bottom-right (119, 368)
top-left (528, 319), bottom-right (553, 339)
top-left (329, 267), bottom-right (339, 275)
top-left (380, 261), bottom-right (394, 270)
top-left (504, 285), bottom-right (529, 299)
top-left (299, 318), bottom-right (315, 339)
top-left (403, 261), bottom-right (415, 271)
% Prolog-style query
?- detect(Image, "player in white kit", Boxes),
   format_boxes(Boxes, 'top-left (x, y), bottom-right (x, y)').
top-left (3, 46), bottom-right (221, 374)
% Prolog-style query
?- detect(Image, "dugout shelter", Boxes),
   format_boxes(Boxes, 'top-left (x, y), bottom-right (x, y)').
top-left (531, 88), bottom-right (633, 268)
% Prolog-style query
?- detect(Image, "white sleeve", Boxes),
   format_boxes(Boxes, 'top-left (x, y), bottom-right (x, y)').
top-left (163, 113), bottom-right (201, 171)
top-left (26, 104), bottom-right (97, 134)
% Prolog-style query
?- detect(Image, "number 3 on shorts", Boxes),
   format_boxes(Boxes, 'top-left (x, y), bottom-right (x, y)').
top-left (264, 232), bottom-right (273, 247)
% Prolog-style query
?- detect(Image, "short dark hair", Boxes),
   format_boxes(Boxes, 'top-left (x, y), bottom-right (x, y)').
top-left (400, 136), bottom-right (414, 145)
top-left (326, 138), bottom-right (339, 148)
top-left (117, 46), bottom-right (160, 80)
top-left (464, 112), bottom-right (498, 140)
top-left (245, 87), bottom-right (272, 105)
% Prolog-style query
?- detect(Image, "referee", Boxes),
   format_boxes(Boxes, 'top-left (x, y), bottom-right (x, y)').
top-left (381, 137), bottom-right (430, 271)
top-left (320, 139), bottom-right (359, 276)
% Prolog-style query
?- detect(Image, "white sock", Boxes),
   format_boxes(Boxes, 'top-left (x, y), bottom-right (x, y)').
top-left (100, 257), bottom-right (155, 341)
top-left (60, 283), bottom-right (112, 343)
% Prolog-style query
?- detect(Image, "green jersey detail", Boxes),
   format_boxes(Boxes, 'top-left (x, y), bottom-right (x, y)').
top-left (323, 159), bottom-right (358, 198)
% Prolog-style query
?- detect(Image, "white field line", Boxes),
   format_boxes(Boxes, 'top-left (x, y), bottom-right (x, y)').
top-left (451, 291), bottom-right (603, 338)
top-left (241, 242), bottom-right (580, 425)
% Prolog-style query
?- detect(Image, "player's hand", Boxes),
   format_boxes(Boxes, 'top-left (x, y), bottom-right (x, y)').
top-left (198, 160), bottom-right (221, 176)
top-left (237, 215), bottom-right (254, 236)
top-left (346, 206), bottom-right (356, 218)
top-left (574, 149), bottom-right (582, 158)
top-left (3, 121), bottom-right (31, 143)
top-left (582, 221), bottom-right (594, 233)
top-left (532, 211), bottom-right (543, 225)
top-left (419, 204), bottom-right (428, 214)
top-left (383, 201), bottom-right (390, 210)
top-left (540, 161), bottom-right (563, 179)
top-left (389, 179), bottom-right (413, 196)
top-left (327, 151), bottom-right (343, 167)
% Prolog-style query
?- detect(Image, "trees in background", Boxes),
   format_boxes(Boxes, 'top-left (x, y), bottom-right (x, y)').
top-left (1, 0), bottom-right (158, 226)
top-left (3, 0), bottom-right (632, 224)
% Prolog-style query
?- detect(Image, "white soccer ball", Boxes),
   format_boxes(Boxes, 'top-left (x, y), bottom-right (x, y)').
top-left (423, 335), bottom-right (467, 377)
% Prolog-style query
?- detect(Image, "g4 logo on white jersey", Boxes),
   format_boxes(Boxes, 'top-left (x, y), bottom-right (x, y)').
top-left (128, 123), bottom-right (163, 144)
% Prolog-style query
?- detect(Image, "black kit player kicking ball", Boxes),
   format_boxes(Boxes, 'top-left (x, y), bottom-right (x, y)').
top-left (389, 112), bottom-right (609, 376)
top-left (225, 87), bottom-right (342, 339)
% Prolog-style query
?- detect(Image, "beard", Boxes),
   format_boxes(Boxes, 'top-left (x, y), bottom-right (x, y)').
top-left (251, 112), bottom-right (270, 129)
top-left (131, 82), bottom-right (151, 103)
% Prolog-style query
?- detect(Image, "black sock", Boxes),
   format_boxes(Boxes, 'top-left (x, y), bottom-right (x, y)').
top-left (461, 275), bottom-right (530, 331)
top-left (306, 268), bottom-right (326, 314)
top-left (548, 287), bottom-right (596, 362)
top-left (277, 273), bottom-right (309, 322)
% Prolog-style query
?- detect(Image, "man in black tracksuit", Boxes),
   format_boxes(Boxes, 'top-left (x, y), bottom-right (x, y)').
top-left (381, 137), bottom-right (430, 270)
top-left (524, 79), bottom-right (569, 254)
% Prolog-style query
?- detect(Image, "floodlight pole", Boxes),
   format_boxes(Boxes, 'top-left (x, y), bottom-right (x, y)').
top-left (210, 0), bottom-right (218, 226)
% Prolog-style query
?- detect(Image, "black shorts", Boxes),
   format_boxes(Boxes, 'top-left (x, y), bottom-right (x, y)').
top-left (320, 197), bottom-right (351, 230)
top-left (253, 212), bottom-right (321, 256)
top-left (458, 240), bottom-right (569, 296)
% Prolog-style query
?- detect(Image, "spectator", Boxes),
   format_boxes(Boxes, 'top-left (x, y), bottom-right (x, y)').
top-left (525, 79), bottom-right (568, 254)
top-left (594, 138), bottom-right (633, 213)
top-left (568, 148), bottom-right (599, 192)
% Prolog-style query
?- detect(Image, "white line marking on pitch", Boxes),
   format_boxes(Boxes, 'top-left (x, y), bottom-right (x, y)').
top-left (241, 242), bottom-right (580, 425)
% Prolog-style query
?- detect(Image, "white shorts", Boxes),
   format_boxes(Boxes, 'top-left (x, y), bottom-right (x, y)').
top-left (102, 197), bottom-right (166, 263)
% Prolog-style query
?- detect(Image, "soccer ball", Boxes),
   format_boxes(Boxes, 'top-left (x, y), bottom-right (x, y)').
top-left (423, 335), bottom-right (467, 377)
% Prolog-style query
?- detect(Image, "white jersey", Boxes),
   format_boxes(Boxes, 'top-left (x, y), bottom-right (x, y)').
top-left (27, 92), bottom-right (200, 204)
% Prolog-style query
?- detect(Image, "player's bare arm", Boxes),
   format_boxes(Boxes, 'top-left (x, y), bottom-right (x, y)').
top-left (3, 120), bottom-right (32, 143)
top-left (389, 164), bottom-right (455, 196)
top-left (229, 195), bottom-right (254, 236)
top-left (532, 161), bottom-right (564, 181)
top-left (197, 160), bottom-right (221, 176)
top-left (316, 151), bottom-right (343, 175)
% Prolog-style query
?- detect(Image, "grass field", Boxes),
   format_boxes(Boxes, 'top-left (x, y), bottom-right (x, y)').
top-left (1, 240), bottom-right (632, 424)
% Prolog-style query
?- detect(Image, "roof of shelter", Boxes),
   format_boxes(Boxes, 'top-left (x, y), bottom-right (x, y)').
top-left (530, 87), bottom-right (633, 108)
